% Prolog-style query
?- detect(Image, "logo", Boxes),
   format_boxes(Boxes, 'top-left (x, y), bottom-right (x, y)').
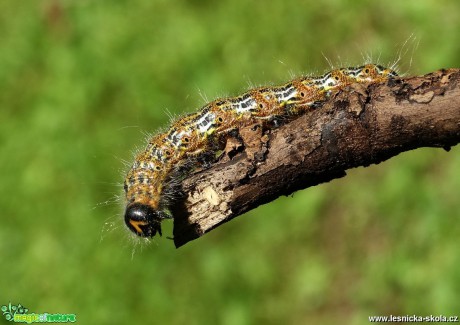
top-left (1, 303), bottom-right (76, 323)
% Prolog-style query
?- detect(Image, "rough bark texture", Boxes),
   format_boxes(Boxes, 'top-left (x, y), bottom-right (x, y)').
top-left (172, 68), bottom-right (460, 248)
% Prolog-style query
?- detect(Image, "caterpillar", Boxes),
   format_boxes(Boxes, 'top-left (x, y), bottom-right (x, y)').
top-left (123, 64), bottom-right (398, 238)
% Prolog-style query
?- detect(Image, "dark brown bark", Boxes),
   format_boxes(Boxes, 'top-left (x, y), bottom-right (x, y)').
top-left (172, 68), bottom-right (460, 248)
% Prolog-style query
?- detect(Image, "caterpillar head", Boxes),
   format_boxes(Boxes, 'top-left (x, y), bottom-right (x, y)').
top-left (124, 203), bottom-right (171, 237)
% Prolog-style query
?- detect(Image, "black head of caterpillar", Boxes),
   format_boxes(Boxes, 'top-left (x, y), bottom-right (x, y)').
top-left (124, 202), bottom-right (171, 237)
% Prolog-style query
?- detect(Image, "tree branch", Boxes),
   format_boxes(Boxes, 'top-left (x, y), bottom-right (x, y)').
top-left (172, 68), bottom-right (460, 248)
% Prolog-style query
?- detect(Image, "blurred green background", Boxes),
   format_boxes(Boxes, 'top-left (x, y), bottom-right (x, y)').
top-left (1, 0), bottom-right (459, 324)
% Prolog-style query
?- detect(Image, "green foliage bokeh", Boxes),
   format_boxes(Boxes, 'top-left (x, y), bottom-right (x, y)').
top-left (1, 1), bottom-right (459, 324)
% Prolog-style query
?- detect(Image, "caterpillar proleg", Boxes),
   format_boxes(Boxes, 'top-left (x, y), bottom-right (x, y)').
top-left (123, 64), bottom-right (398, 238)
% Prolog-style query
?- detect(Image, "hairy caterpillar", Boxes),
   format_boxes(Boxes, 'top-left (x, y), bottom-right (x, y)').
top-left (123, 64), bottom-right (398, 238)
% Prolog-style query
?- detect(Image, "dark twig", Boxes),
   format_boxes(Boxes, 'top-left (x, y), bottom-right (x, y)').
top-left (172, 68), bottom-right (460, 248)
